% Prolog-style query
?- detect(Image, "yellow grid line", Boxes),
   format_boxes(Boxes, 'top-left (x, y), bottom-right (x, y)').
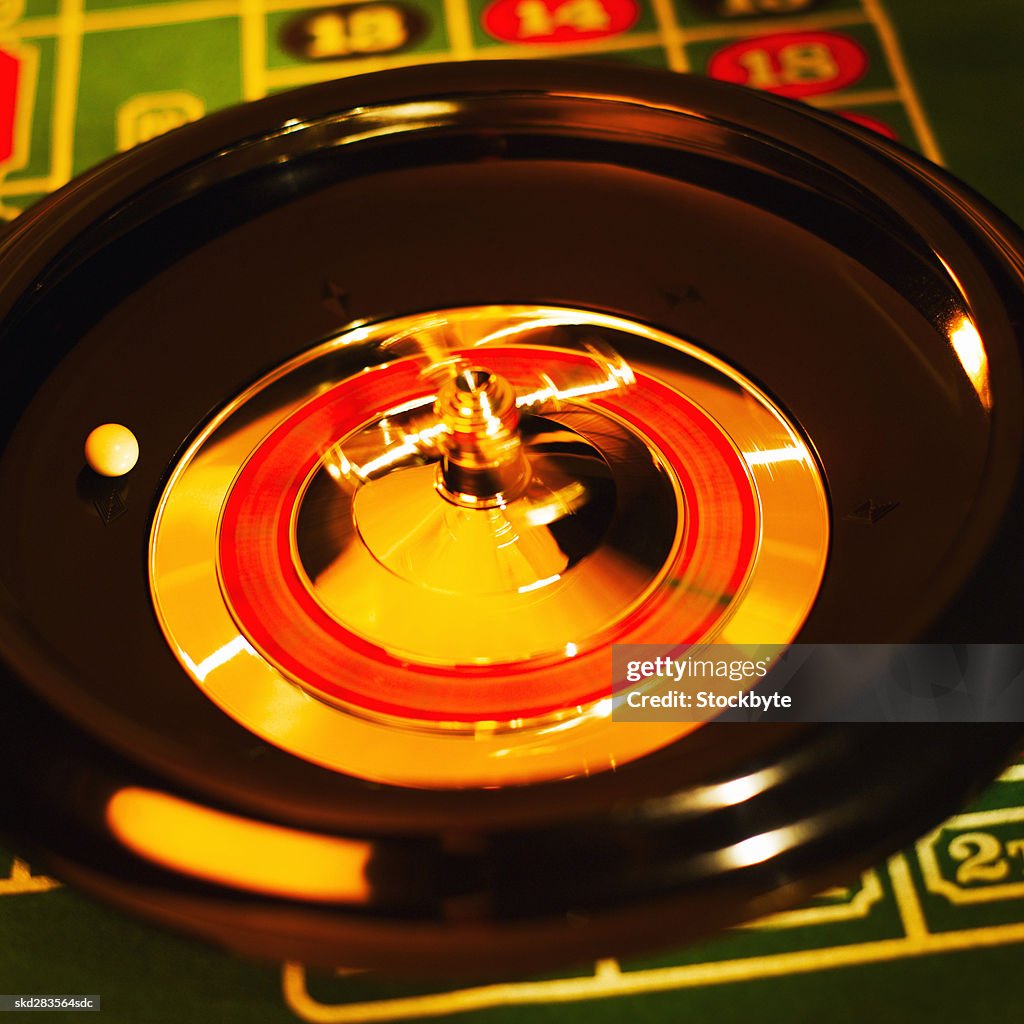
top-left (1, 14), bottom-right (61, 36)
top-left (441, 0), bottom-right (474, 59)
top-left (0, 0), bottom-right (26, 30)
top-left (50, 0), bottom-right (84, 188)
top-left (444, 26), bottom-right (665, 58)
top-left (675, 9), bottom-right (870, 44)
top-left (0, 174), bottom-right (52, 195)
top-left (265, 0), bottom-right (382, 11)
top-left (743, 870), bottom-right (883, 931)
top-left (648, 0), bottom-right (687, 72)
top-left (803, 86), bottom-right (900, 110)
top-left (282, 920), bottom-right (1024, 1022)
top-left (861, 0), bottom-right (943, 164)
top-left (240, 0), bottom-right (267, 99)
top-left (82, 1), bottom-right (240, 32)
top-left (888, 853), bottom-right (929, 940)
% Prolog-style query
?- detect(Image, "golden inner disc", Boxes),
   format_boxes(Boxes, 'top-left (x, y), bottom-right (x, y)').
top-left (295, 412), bottom-right (681, 667)
top-left (149, 306), bottom-right (829, 788)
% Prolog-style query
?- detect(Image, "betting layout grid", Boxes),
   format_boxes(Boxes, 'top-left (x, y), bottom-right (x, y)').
top-left (1, 0), bottom-right (939, 218)
top-left (0, 762), bottom-right (1022, 1020)
top-left (284, 761), bottom-right (1024, 1019)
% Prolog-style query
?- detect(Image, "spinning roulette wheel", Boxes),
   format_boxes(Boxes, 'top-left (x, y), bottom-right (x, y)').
top-left (0, 61), bottom-right (1022, 975)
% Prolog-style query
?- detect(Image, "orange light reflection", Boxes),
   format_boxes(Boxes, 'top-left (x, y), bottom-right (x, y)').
top-left (948, 315), bottom-right (992, 410)
top-left (106, 788), bottom-right (371, 903)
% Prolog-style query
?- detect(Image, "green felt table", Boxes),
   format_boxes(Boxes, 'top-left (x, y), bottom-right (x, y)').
top-left (1, 0), bottom-right (1023, 1019)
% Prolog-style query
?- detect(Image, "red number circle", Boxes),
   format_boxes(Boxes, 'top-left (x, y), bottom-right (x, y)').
top-left (708, 31), bottom-right (868, 99)
top-left (483, 0), bottom-right (638, 44)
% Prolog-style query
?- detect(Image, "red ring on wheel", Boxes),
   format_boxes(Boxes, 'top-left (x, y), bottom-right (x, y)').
top-left (217, 347), bottom-right (758, 722)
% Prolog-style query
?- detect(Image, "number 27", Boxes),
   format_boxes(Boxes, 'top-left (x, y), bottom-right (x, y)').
top-left (949, 831), bottom-right (1024, 885)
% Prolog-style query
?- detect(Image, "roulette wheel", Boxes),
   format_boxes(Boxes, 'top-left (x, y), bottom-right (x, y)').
top-left (0, 60), bottom-right (1022, 977)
